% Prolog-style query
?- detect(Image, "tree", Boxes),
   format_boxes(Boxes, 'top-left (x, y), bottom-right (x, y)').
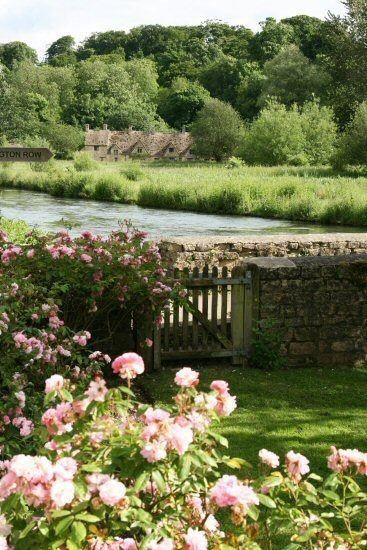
top-left (300, 101), bottom-right (337, 165)
top-left (281, 15), bottom-right (325, 59)
top-left (259, 45), bottom-right (330, 107)
top-left (191, 98), bottom-right (244, 161)
top-left (78, 31), bottom-right (127, 58)
top-left (199, 55), bottom-right (247, 105)
top-left (240, 100), bottom-right (336, 166)
top-left (197, 21), bottom-right (253, 60)
top-left (248, 18), bottom-right (295, 64)
top-left (158, 78), bottom-right (210, 129)
top-left (41, 122), bottom-right (84, 158)
top-left (46, 36), bottom-right (76, 66)
top-left (240, 101), bottom-right (306, 165)
top-left (0, 42), bottom-right (37, 69)
top-left (235, 63), bottom-right (265, 121)
top-left (321, 0), bottom-right (367, 126)
top-left (333, 101), bottom-right (367, 167)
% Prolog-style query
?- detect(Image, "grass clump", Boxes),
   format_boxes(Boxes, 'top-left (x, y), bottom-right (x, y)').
top-left (0, 217), bottom-right (32, 243)
top-left (121, 161), bottom-right (145, 181)
top-left (73, 152), bottom-right (98, 172)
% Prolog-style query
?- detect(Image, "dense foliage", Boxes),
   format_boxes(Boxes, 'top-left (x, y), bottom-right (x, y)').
top-left (0, 1), bottom-right (366, 165)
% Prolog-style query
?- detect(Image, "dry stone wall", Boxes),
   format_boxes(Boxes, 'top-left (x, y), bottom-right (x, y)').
top-left (159, 234), bottom-right (367, 269)
top-left (244, 255), bottom-right (367, 368)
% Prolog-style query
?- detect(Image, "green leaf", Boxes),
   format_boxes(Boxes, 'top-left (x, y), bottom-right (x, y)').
top-left (66, 541), bottom-right (79, 550)
top-left (247, 505), bottom-right (260, 521)
top-left (51, 510), bottom-right (72, 519)
top-left (19, 521), bottom-right (36, 539)
top-left (225, 457), bottom-right (251, 470)
top-left (179, 454), bottom-right (192, 480)
top-left (60, 388), bottom-right (73, 402)
top-left (321, 489), bottom-right (340, 501)
top-left (71, 521), bottom-right (87, 544)
top-left (258, 494), bottom-right (276, 508)
top-left (75, 513), bottom-right (101, 523)
top-left (55, 516), bottom-right (74, 536)
top-left (152, 470), bottom-right (166, 493)
top-left (134, 472), bottom-right (150, 492)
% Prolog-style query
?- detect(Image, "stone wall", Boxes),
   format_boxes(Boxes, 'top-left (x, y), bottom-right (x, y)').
top-left (159, 234), bottom-right (367, 269)
top-left (244, 255), bottom-right (367, 367)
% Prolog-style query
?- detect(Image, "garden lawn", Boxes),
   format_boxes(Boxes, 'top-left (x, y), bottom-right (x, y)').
top-left (141, 365), bottom-right (367, 476)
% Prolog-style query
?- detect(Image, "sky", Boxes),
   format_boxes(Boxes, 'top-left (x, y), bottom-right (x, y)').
top-left (0, 0), bottom-right (345, 59)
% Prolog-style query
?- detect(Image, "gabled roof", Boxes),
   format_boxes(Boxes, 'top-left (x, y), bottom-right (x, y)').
top-left (86, 128), bottom-right (194, 157)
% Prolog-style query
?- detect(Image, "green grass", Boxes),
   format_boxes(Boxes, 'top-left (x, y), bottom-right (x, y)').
top-left (141, 365), bottom-right (367, 476)
top-left (0, 216), bottom-right (32, 243)
top-left (2, 161), bottom-right (367, 226)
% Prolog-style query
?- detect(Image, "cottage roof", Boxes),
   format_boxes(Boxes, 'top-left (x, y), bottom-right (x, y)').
top-left (86, 129), bottom-right (194, 157)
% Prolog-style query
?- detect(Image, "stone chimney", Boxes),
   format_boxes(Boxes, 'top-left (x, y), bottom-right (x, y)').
top-left (102, 124), bottom-right (108, 130)
top-left (85, 124), bottom-right (90, 131)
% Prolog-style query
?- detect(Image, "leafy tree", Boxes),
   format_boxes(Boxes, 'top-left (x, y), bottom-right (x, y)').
top-left (240, 101), bottom-right (306, 165)
top-left (300, 101), bottom-right (337, 165)
top-left (235, 63), bottom-right (265, 121)
top-left (41, 122), bottom-right (84, 158)
top-left (0, 42), bottom-right (37, 69)
top-left (158, 78), bottom-right (210, 129)
top-left (259, 45), bottom-right (330, 107)
top-left (333, 101), bottom-right (367, 167)
top-left (78, 31), bottom-right (127, 58)
top-left (281, 15), bottom-right (326, 59)
top-left (321, 0), bottom-right (367, 126)
top-left (46, 36), bottom-right (76, 66)
top-left (191, 98), bottom-right (244, 161)
top-left (196, 21), bottom-right (253, 59)
top-left (248, 18), bottom-right (295, 64)
top-left (199, 55), bottom-right (247, 104)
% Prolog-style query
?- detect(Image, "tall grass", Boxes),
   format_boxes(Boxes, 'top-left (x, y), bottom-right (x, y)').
top-left (1, 161), bottom-right (367, 226)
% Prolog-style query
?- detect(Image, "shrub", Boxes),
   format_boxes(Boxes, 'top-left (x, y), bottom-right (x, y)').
top-left (333, 101), bottom-right (367, 168)
top-left (250, 320), bottom-right (285, 370)
top-left (241, 100), bottom-right (337, 166)
top-left (0, 217), bottom-right (32, 243)
top-left (73, 152), bottom-right (98, 172)
top-left (241, 101), bottom-right (306, 166)
top-left (225, 156), bottom-right (245, 169)
top-left (120, 161), bottom-right (145, 181)
top-left (93, 175), bottom-right (129, 201)
top-left (1, 363), bottom-right (367, 548)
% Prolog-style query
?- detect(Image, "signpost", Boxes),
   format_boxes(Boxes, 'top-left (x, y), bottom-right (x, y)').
top-left (0, 147), bottom-right (53, 163)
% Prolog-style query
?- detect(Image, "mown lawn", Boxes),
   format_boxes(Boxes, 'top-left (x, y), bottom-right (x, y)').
top-left (140, 365), bottom-right (367, 476)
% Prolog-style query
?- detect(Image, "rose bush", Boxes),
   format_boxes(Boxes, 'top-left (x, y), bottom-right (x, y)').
top-left (0, 225), bottom-right (177, 457)
top-left (0, 361), bottom-right (367, 548)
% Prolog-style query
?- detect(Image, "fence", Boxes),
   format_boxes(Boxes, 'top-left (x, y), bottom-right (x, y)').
top-left (151, 265), bottom-right (253, 370)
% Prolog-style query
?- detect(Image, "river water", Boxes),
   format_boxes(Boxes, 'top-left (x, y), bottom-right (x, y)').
top-left (0, 188), bottom-right (365, 238)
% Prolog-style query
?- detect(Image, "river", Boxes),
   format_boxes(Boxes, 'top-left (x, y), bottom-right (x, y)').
top-left (0, 188), bottom-right (365, 238)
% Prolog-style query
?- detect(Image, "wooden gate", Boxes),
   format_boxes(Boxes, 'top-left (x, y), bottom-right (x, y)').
top-left (152, 265), bottom-right (253, 369)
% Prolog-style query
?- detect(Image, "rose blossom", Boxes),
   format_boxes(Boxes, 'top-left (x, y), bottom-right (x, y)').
top-left (99, 479), bottom-right (126, 506)
top-left (112, 353), bottom-right (144, 379)
top-left (184, 528), bottom-right (208, 550)
top-left (45, 374), bottom-right (64, 394)
top-left (210, 380), bottom-right (229, 394)
top-left (50, 479), bottom-right (75, 508)
top-left (259, 449), bottom-right (280, 469)
top-left (174, 367), bottom-right (199, 388)
top-left (210, 475), bottom-right (259, 511)
top-left (286, 451), bottom-right (310, 483)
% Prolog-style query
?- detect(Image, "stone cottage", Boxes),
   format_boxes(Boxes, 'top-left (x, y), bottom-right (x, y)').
top-left (84, 125), bottom-right (196, 162)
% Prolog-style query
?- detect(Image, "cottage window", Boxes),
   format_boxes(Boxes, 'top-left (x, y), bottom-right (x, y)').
top-left (189, 149), bottom-right (194, 155)
top-left (94, 146), bottom-right (99, 151)
top-left (114, 149), bottom-right (118, 155)
top-left (168, 147), bottom-right (174, 153)
top-left (137, 147), bottom-right (143, 154)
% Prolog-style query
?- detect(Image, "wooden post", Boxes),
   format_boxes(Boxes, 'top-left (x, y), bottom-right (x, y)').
top-left (153, 323), bottom-right (161, 370)
top-left (231, 266), bottom-right (245, 365)
top-left (136, 304), bottom-right (154, 371)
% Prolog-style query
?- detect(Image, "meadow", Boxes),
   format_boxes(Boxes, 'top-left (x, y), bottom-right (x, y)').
top-left (2, 160), bottom-right (367, 226)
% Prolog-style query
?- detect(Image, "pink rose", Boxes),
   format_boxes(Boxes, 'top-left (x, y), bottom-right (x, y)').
top-left (174, 367), bottom-right (199, 388)
top-left (50, 479), bottom-right (75, 508)
top-left (184, 528), bottom-right (208, 550)
top-left (99, 479), bottom-right (126, 506)
top-left (80, 254), bottom-right (93, 263)
top-left (45, 374), bottom-right (64, 394)
top-left (286, 451), bottom-right (310, 483)
top-left (259, 449), bottom-right (280, 469)
top-left (210, 380), bottom-right (229, 394)
top-left (210, 475), bottom-right (259, 510)
top-left (112, 353), bottom-right (144, 379)
top-left (141, 442), bottom-right (167, 463)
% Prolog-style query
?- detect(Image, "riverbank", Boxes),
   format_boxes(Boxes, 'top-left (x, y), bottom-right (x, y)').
top-left (1, 161), bottom-right (367, 226)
